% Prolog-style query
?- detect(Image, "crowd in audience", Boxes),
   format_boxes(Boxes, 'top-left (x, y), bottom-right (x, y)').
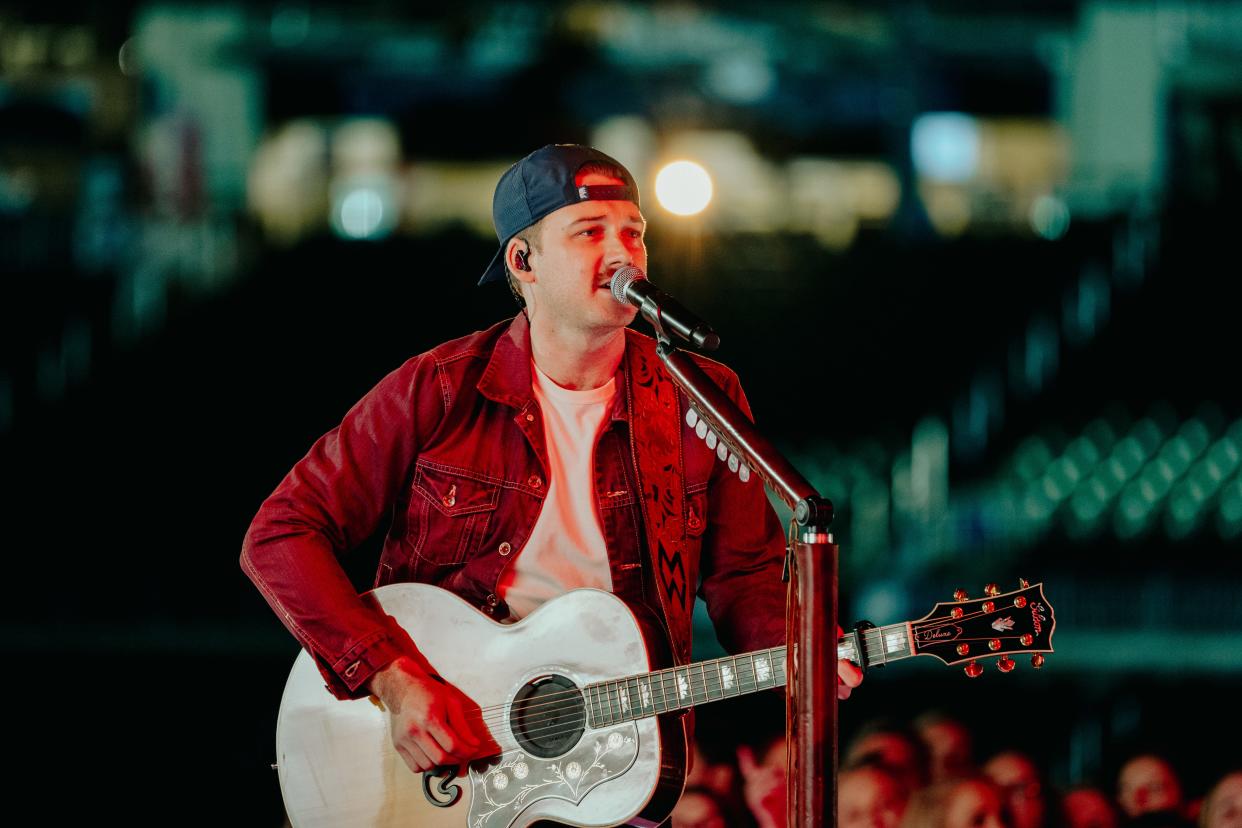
top-left (672, 702), bottom-right (1241, 828)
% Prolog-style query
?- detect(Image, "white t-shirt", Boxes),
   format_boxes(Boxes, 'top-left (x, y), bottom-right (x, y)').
top-left (497, 362), bottom-right (616, 621)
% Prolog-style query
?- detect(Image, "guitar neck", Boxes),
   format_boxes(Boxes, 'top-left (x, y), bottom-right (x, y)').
top-left (584, 622), bottom-right (913, 727)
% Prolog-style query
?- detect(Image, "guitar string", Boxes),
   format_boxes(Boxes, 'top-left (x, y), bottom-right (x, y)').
top-left (472, 617), bottom-right (1034, 738)
top-left (463, 616), bottom-right (1041, 748)
top-left (471, 662), bottom-right (793, 747)
top-left (470, 618), bottom-right (950, 730)
top-left (458, 646), bottom-right (790, 724)
top-left (467, 652), bottom-right (791, 731)
top-left (472, 659), bottom-right (793, 739)
top-left (470, 625), bottom-right (901, 732)
top-left (473, 660), bottom-right (790, 733)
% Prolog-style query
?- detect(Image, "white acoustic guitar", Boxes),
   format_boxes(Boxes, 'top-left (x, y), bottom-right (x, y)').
top-left (275, 581), bottom-right (1054, 827)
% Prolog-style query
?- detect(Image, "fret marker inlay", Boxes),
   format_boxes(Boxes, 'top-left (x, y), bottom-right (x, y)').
top-left (721, 665), bottom-right (734, 690)
top-left (755, 657), bottom-right (770, 681)
top-left (677, 674), bottom-right (689, 700)
top-left (885, 631), bottom-right (903, 653)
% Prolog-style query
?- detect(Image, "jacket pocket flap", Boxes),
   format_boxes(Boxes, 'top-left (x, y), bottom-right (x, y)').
top-left (413, 463), bottom-right (501, 517)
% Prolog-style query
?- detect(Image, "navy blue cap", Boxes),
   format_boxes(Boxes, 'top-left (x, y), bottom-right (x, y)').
top-left (478, 144), bottom-right (641, 286)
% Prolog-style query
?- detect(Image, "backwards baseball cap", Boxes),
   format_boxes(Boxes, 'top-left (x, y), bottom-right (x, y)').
top-left (478, 144), bottom-right (641, 286)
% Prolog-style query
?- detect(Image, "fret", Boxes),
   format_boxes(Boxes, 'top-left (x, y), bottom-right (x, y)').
top-left (621, 678), bottom-right (635, 720)
top-left (675, 667), bottom-right (692, 707)
top-left (695, 663), bottom-right (709, 703)
top-left (629, 677), bottom-right (642, 719)
top-left (637, 675), bottom-right (650, 716)
top-left (753, 651), bottom-right (774, 688)
top-left (588, 683), bottom-right (601, 727)
top-left (714, 659), bottom-right (728, 698)
top-left (654, 668), bottom-right (669, 713)
top-left (607, 680), bottom-right (621, 723)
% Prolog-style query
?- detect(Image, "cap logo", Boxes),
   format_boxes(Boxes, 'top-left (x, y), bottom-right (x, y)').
top-left (577, 184), bottom-right (635, 202)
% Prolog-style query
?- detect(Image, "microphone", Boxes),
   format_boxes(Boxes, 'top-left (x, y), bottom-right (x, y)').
top-left (610, 266), bottom-right (721, 351)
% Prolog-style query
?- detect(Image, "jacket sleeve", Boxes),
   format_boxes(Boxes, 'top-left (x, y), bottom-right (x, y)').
top-left (240, 354), bottom-right (440, 699)
top-left (695, 367), bottom-right (789, 654)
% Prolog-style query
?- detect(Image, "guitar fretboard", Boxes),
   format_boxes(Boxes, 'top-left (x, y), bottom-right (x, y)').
top-left (584, 623), bottom-right (912, 727)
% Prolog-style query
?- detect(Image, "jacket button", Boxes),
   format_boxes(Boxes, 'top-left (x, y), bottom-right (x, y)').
top-left (486, 593), bottom-right (499, 606)
top-left (442, 484), bottom-right (456, 508)
top-left (525, 413), bottom-right (535, 422)
top-left (527, 475), bottom-right (542, 489)
top-left (498, 541), bottom-right (512, 556)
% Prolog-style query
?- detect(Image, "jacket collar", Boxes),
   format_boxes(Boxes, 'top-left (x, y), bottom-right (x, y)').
top-left (477, 313), bottom-right (652, 424)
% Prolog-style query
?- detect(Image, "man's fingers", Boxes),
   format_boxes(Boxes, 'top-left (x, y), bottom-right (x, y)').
top-left (419, 708), bottom-right (472, 763)
top-left (444, 693), bottom-right (483, 749)
top-left (396, 743), bottom-right (432, 775)
top-left (838, 658), bottom-right (863, 688)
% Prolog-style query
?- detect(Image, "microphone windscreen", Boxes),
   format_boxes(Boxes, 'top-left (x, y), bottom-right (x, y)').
top-left (610, 266), bottom-right (646, 305)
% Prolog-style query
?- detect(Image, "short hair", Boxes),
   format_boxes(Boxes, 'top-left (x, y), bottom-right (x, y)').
top-left (503, 159), bottom-right (630, 309)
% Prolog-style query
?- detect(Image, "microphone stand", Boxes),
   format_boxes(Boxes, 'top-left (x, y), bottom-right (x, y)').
top-left (645, 322), bottom-right (838, 828)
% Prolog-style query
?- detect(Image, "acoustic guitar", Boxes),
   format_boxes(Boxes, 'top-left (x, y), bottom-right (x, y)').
top-left (275, 580), bottom-right (1054, 827)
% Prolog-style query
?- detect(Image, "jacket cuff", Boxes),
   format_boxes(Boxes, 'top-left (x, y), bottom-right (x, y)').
top-left (315, 631), bottom-right (407, 700)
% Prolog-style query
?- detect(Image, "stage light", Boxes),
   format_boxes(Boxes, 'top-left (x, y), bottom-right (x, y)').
top-left (911, 113), bottom-right (980, 183)
top-left (655, 161), bottom-right (713, 216)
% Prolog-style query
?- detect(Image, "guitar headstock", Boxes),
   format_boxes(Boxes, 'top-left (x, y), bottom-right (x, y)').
top-left (910, 580), bottom-right (1055, 676)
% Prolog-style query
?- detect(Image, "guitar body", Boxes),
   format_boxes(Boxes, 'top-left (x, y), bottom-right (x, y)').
top-left (276, 584), bottom-right (687, 828)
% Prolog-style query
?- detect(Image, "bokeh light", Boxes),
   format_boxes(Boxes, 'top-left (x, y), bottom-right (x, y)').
top-left (654, 160), bottom-right (713, 216)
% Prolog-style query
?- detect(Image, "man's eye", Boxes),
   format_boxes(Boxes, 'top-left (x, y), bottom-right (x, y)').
top-left (579, 228), bottom-right (600, 236)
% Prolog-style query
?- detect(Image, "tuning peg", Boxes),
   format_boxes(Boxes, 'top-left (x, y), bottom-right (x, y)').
top-left (951, 607), bottom-right (964, 619)
top-left (953, 588), bottom-right (969, 601)
top-left (1020, 634), bottom-right (1033, 646)
top-left (1014, 595), bottom-right (1027, 608)
top-left (727, 454), bottom-right (739, 473)
top-left (705, 430), bottom-right (718, 450)
top-left (738, 463), bottom-right (751, 483)
top-left (686, 408), bottom-right (699, 428)
top-left (695, 421), bottom-right (708, 440)
top-left (982, 601), bottom-right (995, 613)
top-left (1019, 578), bottom-right (1031, 588)
top-left (984, 583), bottom-right (1000, 597)
top-left (716, 442), bottom-right (729, 461)
top-left (1031, 654), bottom-right (1045, 669)
top-left (956, 644), bottom-right (970, 656)
top-left (964, 661), bottom-right (983, 678)
top-left (988, 639), bottom-right (1001, 651)
top-left (997, 656), bottom-right (1015, 673)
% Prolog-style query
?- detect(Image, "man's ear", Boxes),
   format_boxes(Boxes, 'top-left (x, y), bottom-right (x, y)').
top-left (506, 238), bottom-right (535, 283)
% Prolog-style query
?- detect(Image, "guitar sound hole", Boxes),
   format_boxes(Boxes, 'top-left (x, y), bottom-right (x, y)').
top-left (509, 675), bottom-right (585, 759)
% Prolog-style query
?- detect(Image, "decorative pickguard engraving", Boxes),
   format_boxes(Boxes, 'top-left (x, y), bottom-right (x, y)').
top-left (467, 725), bottom-right (639, 828)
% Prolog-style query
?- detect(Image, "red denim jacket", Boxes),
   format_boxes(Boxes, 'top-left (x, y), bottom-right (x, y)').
top-left (241, 314), bottom-right (787, 699)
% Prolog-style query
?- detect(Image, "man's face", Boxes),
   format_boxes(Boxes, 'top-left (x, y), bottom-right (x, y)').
top-left (1117, 755), bottom-right (1182, 818)
top-left (517, 171), bottom-right (646, 333)
top-left (983, 752), bottom-right (1045, 828)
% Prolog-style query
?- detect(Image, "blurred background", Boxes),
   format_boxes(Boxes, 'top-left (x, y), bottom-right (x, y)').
top-left (1, 0), bottom-right (1240, 824)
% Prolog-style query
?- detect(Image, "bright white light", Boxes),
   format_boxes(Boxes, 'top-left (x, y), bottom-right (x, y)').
top-left (911, 113), bottom-right (980, 182)
top-left (335, 188), bottom-right (387, 239)
top-left (655, 161), bottom-right (713, 216)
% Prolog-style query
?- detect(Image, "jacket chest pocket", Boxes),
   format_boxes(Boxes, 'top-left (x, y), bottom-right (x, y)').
top-left (410, 463), bottom-right (501, 566)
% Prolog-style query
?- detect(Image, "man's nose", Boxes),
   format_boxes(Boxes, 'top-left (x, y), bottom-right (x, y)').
top-left (603, 230), bottom-right (632, 267)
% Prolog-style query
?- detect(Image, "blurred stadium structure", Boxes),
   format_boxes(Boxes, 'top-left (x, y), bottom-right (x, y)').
top-left (2, 1), bottom-right (1241, 823)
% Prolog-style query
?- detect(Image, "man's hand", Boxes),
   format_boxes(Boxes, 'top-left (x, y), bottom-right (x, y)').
top-left (838, 626), bottom-right (863, 700)
top-left (367, 656), bottom-right (496, 775)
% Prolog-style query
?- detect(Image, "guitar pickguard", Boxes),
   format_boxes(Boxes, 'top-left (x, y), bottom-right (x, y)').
top-left (466, 724), bottom-right (639, 828)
